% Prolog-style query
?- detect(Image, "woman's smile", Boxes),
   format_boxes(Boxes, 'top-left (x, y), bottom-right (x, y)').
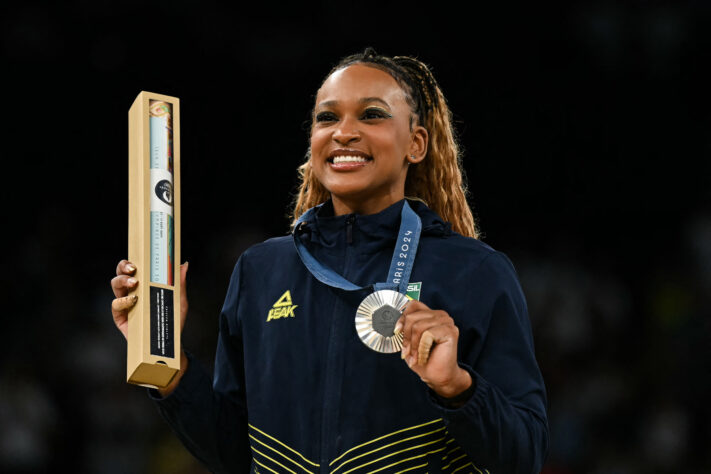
top-left (328, 148), bottom-right (373, 171)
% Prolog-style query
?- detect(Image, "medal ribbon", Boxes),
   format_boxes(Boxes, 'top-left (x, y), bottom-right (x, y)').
top-left (293, 200), bottom-right (422, 295)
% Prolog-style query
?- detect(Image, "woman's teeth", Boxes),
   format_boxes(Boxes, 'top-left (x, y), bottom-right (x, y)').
top-left (332, 156), bottom-right (369, 164)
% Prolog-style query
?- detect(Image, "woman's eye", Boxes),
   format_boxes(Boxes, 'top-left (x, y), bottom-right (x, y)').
top-left (361, 108), bottom-right (391, 120)
top-left (315, 112), bottom-right (338, 123)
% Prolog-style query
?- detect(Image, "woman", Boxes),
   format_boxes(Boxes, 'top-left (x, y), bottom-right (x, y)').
top-left (111, 48), bottom-right (548, 473)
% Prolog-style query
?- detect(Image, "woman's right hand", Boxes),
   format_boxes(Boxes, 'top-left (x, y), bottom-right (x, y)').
top-left (110, 260), bottom-right (189, 340)
top-left (110, 260), bottom-right (189, 397)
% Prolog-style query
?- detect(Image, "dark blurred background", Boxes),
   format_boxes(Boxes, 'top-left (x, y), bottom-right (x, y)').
top-left (1, 1), bottom-right (709, 473)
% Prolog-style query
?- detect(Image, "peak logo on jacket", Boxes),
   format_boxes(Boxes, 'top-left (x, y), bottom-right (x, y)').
top-left (266, 290), bottom-right (298, 321)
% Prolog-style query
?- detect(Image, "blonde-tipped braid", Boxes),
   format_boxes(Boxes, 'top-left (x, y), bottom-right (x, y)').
top-left (291, 49), bottom-right (479, 239)
top-left (402, 72), bottom-right (477, 238)
top-left (292, 154), bottom-right (329, 223)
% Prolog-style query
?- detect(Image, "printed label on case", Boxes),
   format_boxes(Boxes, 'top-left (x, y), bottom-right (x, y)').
top-left (150, 286), bottom-right (174, 358)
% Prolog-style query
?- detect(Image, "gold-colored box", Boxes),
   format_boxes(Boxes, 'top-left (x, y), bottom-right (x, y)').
top-left (126, 91), bottom-right (181, 388)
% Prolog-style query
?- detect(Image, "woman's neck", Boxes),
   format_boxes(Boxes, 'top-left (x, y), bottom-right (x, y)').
top-left (331, 192), bottom-right (405, 216)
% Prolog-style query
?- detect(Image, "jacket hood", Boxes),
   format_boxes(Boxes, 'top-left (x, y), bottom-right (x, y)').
top-left (295, 199), bottom-right (451, 253)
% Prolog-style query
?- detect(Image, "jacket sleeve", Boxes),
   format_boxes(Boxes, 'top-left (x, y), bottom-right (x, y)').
top-left (149, 258), bottom-right (252, 474)
top-left (428, 251), bottom-right (549, 474)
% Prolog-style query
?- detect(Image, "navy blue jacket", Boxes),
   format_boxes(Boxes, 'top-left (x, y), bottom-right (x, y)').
top-left (152, 199), bottom-right (548, 473)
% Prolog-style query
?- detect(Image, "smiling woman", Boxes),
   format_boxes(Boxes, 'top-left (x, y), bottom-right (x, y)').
top-left (293, 49), bottom-right (477, 239)
top-left (111, 47), bottom-right (548, 474)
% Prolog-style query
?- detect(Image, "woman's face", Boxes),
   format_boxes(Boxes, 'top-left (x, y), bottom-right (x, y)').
top-left (310, 64), bottom-right (427, 215)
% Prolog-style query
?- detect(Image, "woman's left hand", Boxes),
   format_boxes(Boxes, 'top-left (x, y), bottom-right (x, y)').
top-left (396, 300), bottom-right (472, 399)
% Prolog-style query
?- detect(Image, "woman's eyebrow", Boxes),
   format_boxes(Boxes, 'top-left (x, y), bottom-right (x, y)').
top-left (316, 98), bottom-right (391, 109)
top-left (360, 97), bottom-right (390, 108)
top-left (316, 100), bottom-right (338, 109)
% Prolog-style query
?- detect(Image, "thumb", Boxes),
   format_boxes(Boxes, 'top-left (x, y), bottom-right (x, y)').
top-left (179, 262), bottom-right (189, 328)
top-left (180, 261), bottom-right (189, 287)
top-left (180, 262), bottom-right (189, 303)
top-left (402, 299), bottom-right (429, 316)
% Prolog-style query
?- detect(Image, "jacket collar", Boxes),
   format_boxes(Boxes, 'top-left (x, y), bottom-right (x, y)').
top-left (296, 198), bottom-right (451, 251)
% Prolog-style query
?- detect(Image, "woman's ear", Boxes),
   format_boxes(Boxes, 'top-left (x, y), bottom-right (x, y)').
top-left (408, 125), bottom-right (428, 164)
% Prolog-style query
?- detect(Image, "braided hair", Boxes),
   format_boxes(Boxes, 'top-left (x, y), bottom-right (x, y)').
top-left (291, 48), bottom-right (478, 239)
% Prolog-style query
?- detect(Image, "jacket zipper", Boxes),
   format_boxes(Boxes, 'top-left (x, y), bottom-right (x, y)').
top-left (346, 216), bottom-right (353, 244)
top-left (319, 215), bottom-right (355, 471)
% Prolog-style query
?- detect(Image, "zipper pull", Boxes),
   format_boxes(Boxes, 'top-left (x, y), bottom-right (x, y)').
top-left (346, 216), bottom-right (354, 244)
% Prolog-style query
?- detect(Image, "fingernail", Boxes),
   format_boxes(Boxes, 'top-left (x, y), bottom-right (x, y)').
top-left (132, 295), bottom-right (138, 302)
top-left (406, 356), bottom-right (415, 368)
top-left (126, 264), bottom-right (135, 272)
top-left (393, 322), bottom-right (403, 335)
top-left (127, 278), bottom-right (137, 286)
top-left (401, 347), bottom-right (407, 359)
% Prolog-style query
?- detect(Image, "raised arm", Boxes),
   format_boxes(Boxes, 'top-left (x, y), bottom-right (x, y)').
top-left (398, 252), bottom-right (549, 473)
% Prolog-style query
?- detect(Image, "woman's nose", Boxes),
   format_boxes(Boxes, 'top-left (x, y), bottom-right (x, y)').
top-left (332, 117), bottom-right (360, 145)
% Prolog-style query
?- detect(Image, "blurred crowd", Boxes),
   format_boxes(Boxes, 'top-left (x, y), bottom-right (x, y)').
top-left (525, 210), bottom-right (711, 472)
